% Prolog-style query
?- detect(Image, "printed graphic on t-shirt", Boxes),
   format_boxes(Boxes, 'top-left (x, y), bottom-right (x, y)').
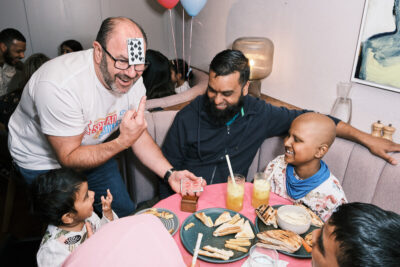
top-left (84, 110), bottom-right (126, 140)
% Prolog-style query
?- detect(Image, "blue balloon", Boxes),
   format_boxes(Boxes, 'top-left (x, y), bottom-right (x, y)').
top-left (180, 0), bottom-right (207, 17)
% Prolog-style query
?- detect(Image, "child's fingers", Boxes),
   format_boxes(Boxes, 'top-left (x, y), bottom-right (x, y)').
top-left (86, 221), bottom-right (93, 238)
top-left (107, 189), bottom-right (113, 202)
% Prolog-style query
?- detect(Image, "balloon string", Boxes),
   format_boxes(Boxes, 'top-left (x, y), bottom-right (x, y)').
top-left (182, 8), bottom-right (185, 67)
top-left (188, 17), bottom-right (193, 74)
top-left (169, 9), bottom-right (179, 73)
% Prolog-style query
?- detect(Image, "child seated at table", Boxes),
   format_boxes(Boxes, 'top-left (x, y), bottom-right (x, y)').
top-left (264, 112), bottom-right (347, 221)
top-left (31, 168), bottom-right (117, 267)
top-left (170, 58), bottom-right (193, 94)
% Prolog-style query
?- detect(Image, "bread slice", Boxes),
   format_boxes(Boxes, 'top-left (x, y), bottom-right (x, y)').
top-left (198, 249), bottom-right (230, 261)
top-left (294, 203), bottom-right (324, 227)
top-left (225, 239), bottom-right (251, 247)
top-left (195, 212), bottom-right (214, 227)
top-left (213, 218), bottom-right (244, 237)
top-left (214, 211), bottom-right (232, 226)
top-left (255, 205), bottom-right (278, 228)
top-left (257, 230), bottom-right (302, 253)
top-left (202, 245), bottom-right (234, 258)
top-left (304, 232), bottom-right (313, 247)
top-left (224, 213), bottom-right (241, 225)
top-left (235, 220), bottom-right (255, 239)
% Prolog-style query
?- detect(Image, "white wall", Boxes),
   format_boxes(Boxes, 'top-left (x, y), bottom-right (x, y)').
top-left (0, 0), bottom-right (172, 58)
top-left (180, 0), bottom-right (400, 141)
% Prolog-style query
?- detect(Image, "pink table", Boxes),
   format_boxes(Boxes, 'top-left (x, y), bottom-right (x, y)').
top-left (155, 182), bottom-right (312, 267)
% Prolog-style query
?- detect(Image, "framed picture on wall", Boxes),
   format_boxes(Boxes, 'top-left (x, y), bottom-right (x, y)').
top-left (351, 0), bottom-right (400, 93)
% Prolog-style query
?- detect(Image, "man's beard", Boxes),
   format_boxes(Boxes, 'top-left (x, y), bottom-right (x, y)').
top-left (203, 93), bottom-right (244, 126)
top-left (99, 54), bottom-right (136, 95)
top-left (3, 49), bottom-right (18, 67)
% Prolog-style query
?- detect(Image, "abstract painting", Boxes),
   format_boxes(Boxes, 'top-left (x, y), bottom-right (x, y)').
top-left (352, 0), bottom-right (400, 93)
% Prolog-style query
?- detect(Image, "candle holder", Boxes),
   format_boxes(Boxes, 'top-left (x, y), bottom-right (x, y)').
top-left (232, 37), bottom-right (274, 97)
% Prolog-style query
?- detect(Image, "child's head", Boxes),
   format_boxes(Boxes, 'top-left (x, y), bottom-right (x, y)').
top-left (284, 113), bottom-right (336, 167)
top-left (170, 58), bottom-right (193, 86)
top-left (31, 168), bottom-right (94, 227)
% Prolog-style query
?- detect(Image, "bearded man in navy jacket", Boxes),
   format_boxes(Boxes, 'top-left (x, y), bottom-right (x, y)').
top-left (160, 49), bottom-right (400, 199)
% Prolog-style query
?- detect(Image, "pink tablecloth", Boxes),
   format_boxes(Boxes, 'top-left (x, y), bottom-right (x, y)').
top-left (155, 182), bottom-right (312, 267)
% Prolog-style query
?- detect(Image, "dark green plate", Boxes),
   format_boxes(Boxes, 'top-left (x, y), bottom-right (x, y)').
top-left (180, 208), bottom-right (258, 263)
top-left (255, 205), bottom-right (318, 258)
top-left (135, 208), bottom-right (179, 236)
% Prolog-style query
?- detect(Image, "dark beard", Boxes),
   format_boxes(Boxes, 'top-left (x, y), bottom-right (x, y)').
top-left (3, 49), bottom-right (18, 67)
top-left (203, 93), bottom-right (244, 126)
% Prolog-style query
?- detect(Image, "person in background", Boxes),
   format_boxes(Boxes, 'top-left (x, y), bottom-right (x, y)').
top-left (31, 168), bottom-right (117, 267)
top-left (143, 49), bottom-right (175, 99)
top-left (170, 58), bottom-right (193, 93)
top-left (8, 17), bottom-right (203, 218)
top-left (0, 53), bottom-right (49, 128)
top-left (264, 113), bottom-right (347, 221)
top-left (312, 202), bottom-right (400, 267)
top-left (59, 39), bottom-right (83, 55)
top-left (0, 28), bottom-right (26, 96)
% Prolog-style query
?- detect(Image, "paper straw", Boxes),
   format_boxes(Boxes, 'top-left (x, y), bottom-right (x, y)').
top-left (191, 233), bottom-right (203, 267)
top-left (225, 154), bottom-right (236, 185)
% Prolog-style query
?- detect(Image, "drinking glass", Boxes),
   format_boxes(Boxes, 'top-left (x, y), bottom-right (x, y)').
top-left (252, 172), bottom-right (271, 208)
top-left (249, 245), bottom-right (279, 267)
top-left (226, 174), bottom-right (245, 212)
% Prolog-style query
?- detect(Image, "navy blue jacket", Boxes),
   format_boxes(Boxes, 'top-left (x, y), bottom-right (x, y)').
top-left (161, 95), bottom-right (339, 196)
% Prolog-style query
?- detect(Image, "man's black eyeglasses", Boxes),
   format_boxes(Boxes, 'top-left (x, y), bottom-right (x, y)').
top-left (101, 45), bottom-right (149, 72)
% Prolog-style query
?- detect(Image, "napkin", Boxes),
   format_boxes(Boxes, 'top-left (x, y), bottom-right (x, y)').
top-left (241, 250), bottom-right (288, 267)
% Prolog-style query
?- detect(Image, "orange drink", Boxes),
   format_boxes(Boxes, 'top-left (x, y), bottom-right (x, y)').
top-left (226, 174), bottom-right (245, 212)
top-left (252, 172), bottom-right (271, 208)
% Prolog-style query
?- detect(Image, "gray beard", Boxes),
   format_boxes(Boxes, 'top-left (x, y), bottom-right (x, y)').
top-left (100, 54), bottom-right (123, 95)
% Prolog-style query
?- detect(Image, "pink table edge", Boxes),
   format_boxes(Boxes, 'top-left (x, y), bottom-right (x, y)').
top-left (155, 182), bottom-right (312, 267)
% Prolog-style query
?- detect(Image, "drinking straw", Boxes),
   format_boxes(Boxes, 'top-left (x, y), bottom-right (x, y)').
top-left (191, 233), bottom-right (203, 267)
top-left (225, 154), bottom-right (236, 185)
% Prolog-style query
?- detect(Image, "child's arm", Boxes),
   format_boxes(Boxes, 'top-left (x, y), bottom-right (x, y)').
top-left (101, 189), bottom-right (114, 221)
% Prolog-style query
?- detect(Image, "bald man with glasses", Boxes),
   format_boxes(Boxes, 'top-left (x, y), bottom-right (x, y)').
top-left (8, 17), bottom-right (202, 217)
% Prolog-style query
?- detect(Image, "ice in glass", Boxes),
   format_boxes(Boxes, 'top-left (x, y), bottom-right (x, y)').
top-left (226, 174), bottom-right (245, 212)
top-left (252, 172), bottom-right (271, 208)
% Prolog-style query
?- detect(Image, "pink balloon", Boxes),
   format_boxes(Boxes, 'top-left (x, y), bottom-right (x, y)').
top-left (157, 0), bottom-right (179, 9)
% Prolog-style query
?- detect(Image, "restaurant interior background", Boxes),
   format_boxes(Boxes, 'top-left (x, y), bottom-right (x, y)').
top-left (1, 0), bottom-right (399, 141)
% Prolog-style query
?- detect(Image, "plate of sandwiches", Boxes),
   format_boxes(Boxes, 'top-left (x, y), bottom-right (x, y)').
top-left (255, 204), bottom-right (324, 258)
top-left (180, 208), bottom-right (257, 263)
top-left (135, 208), bottom-right (179, 236)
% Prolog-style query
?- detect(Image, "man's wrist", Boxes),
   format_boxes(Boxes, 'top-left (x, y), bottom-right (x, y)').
top-left (163, 168), bottom-right (176, 184)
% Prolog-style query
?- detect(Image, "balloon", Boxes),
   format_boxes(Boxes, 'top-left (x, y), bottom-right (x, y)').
top-left (180, 0), bottom-right (207, 17)
top-left (157, 0), bottom-right (179, 9)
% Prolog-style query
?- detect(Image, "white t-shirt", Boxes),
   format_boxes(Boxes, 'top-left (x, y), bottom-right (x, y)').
top-left (8, 49), bottom-right (146, 170)
top-left (264, 155), bottom-right (348, 221)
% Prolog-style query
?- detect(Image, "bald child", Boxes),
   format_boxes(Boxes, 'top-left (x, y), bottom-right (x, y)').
top-left (264, 113), bottom-right (347, 221)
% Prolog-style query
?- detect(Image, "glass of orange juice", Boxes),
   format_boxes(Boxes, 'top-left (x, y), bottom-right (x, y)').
top-left (226, 174), bottom-right (245, 212)
top-left (252, 172), bottom-right (271, 208)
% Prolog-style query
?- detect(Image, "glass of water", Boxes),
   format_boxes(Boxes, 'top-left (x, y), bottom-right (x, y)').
top-left (249, 245), bottom-right (279, 267)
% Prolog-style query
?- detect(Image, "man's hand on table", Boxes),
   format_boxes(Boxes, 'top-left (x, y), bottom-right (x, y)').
top-left (169, 170), bottom-right (207, 197)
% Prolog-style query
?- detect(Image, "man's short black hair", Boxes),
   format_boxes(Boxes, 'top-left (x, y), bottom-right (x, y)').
top-left (0, 28), bottom-right (26, 47)
top-left (95, 17), bottom-right (147, 49)
top-left (209, 49), bottom-right (250, 86)
top-left (328, 202), bottom-right (400, 267)
top-left (31, 168), bottom-right (87, 226)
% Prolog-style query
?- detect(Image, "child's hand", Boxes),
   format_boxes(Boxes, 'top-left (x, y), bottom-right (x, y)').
top-left (85, 221), bottom-right (93, 238)
top-left (101, 189), bottom-right (114, 221)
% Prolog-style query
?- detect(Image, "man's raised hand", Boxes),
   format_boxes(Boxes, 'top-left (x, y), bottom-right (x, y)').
top-left (116, 96), bottom-right (147, 149)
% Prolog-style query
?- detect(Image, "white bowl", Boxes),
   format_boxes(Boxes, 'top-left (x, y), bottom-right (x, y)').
top-left (277, 205), bottom-right (311, 234)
